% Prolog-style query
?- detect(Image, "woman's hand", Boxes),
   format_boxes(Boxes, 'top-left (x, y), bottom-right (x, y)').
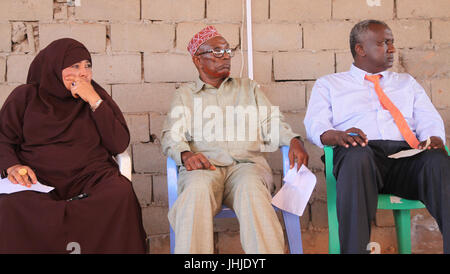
top-left (65, 76), bottom-right (101, 108)
top-left (6, 164), bottom-right (37, 188)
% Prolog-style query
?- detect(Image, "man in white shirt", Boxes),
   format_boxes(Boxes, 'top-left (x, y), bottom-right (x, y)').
top-left (304, 19), bottom-right (449, 253)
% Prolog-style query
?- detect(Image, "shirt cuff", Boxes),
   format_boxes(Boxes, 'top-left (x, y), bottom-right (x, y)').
top-left (418, 132), bottom-right (446, 145)
top-left (280, 132), bottom-right (302, 147)
top-left (308, 126), bottom-right (336, 148)
top-left (169, 142), bottom-right (191, 166)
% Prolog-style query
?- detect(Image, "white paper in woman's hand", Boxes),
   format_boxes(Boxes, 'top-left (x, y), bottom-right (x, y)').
top-left (0, 178), bottom-right (54, 194)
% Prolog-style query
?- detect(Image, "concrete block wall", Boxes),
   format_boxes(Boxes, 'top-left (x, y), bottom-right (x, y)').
top-left (0, 0), bottom-right (448, 254)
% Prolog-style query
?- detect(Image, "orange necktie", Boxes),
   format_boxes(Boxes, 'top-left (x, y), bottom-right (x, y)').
top-left (365, 74), bottom-right (420, 149)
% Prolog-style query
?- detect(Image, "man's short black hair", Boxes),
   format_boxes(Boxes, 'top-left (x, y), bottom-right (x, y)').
top-left (349, 19), bottom-right (390, 58)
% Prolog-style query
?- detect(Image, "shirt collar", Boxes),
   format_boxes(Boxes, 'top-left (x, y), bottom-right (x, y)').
top-left (193, 77), bottom-right (206, 93)
top-left (350, 63), bottom-right (390, 85)
top-left (193, 76), bottom-right (232, 93)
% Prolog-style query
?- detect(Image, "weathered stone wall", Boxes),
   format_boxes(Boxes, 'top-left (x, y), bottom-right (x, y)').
top-left (0, 0), bottom-right (449, 254)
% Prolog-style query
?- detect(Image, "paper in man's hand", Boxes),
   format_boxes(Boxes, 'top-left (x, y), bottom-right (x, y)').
top-left (271, 163), bottom-right (316, 216)
top-left (388, 137), bottom-right (431, 159)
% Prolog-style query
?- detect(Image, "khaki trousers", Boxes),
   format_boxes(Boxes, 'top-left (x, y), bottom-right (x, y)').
top-left (168, 162), bottom-right (285, 254)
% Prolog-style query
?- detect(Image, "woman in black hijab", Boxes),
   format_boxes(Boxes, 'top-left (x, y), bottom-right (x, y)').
top-left (0, 38), bottom-right (147, 253)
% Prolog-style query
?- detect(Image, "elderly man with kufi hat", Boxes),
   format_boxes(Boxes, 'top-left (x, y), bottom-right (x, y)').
top-left (161, 26), bottom-right (308, 254)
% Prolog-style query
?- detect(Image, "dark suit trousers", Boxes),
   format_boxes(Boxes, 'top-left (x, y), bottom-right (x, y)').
top-left (332, 140), bottom-right (450, 254)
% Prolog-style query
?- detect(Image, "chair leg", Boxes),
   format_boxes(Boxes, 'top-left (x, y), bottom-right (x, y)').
top-left (328, 219), bottom-right (341, 254)
top-left (170, 225), bottom-right (175, 254)
top-left (393, 209), bottom-right (412, 254)
top-left (327, 201), bottom-right (341, 254)
top-left (282, 211), bottom-right (303, 254)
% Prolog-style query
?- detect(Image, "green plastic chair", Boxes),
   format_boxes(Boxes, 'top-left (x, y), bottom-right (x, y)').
top-left (324, 145), bottom-right (450, 254)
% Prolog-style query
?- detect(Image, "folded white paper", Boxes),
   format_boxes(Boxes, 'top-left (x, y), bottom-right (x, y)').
top-left (388, 137), bottom-right (431, 159)
top-left (0, 177), bottom-right (54, 194)
top-left (271, 164), bottom-right (316, 216)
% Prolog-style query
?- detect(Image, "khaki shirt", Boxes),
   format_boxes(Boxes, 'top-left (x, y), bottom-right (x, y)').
top-left (161, 77), bottom-right (300, 171)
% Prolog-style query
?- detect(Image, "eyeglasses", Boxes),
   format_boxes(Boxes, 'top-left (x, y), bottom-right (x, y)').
top-left (196, 48), bottom-right (235, 58)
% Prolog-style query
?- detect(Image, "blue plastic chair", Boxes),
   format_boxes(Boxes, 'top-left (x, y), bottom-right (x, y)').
top-left (167, 145), bottom-right (303, 254)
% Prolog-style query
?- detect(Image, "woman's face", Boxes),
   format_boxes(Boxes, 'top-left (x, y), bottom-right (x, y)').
top-left (61, 60), bottom-right (92, 91)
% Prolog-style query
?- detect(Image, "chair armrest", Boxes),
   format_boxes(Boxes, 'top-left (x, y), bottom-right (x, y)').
top-left (167, 157), bottom-right (179, 208)
top-left (323, 145), bottom-right (336, 186)
top-left (323, 145), bottom-right (338, 217)
top-left (116, 151), bottom-right (132, 181)
top-left (281, 145), bottom-right (290, 178)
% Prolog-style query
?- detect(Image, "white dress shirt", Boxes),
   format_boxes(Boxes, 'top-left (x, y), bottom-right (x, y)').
top-left (304, 64), bottom-right (445, 148)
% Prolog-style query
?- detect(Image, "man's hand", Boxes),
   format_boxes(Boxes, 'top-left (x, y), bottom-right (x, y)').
top-left (289, 137), bottom-right (309, 171)
top-left (418, 136), bottom-right (446, 151)
top-left (6, 164), bottom-right (37, 188)
top-left (320, 128), bottom-right (369, 148)
top-left (181, 151), bottom-right (216, 171)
